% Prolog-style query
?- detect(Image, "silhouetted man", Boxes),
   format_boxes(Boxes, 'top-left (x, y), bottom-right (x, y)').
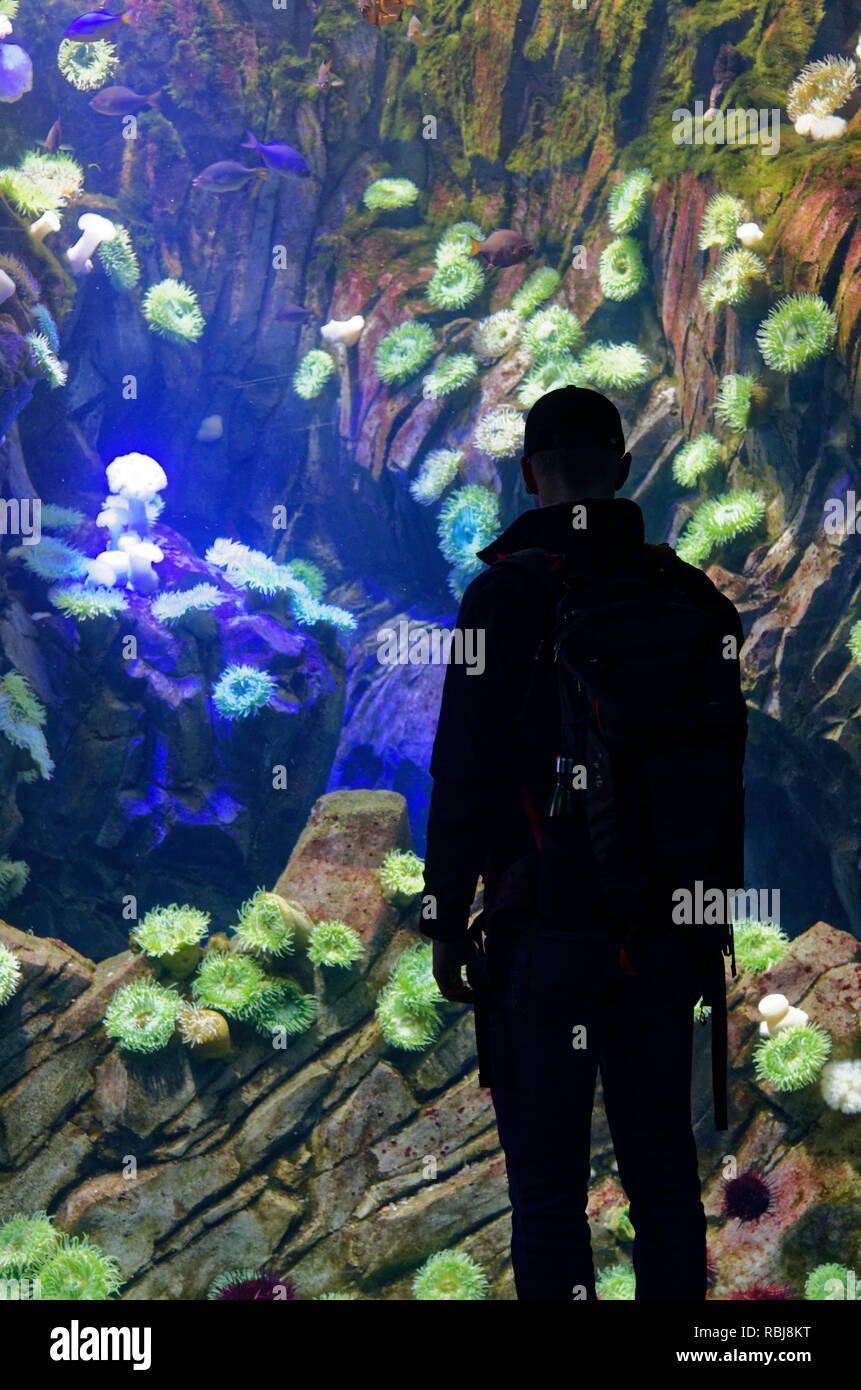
top-left (421, 386), bottom-right (747, 1301)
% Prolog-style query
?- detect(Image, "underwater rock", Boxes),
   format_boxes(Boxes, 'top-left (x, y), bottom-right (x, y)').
top-left (0, 899), bottom-right (858, 1299)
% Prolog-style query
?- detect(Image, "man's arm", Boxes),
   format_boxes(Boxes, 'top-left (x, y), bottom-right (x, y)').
top-left (421, 564), bottom-right (543, 995)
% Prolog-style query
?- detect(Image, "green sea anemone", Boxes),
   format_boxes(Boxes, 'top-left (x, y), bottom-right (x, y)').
top-left (376, 979), bottom-right (441, 1050)
top-left (0, 940), bottom-right (23, 1005)
top-left (607, 168), bottom-right (652, 233)
top-left (437, 485), bottom-right (500, 577)
top-left (422, 353), bottom-right (479, 399)
top-left (48, 582), bottom-right (128, 621)
top-left (253, 978), bottom-right (318, 1037)
top-left (471, 309), bottom-right (523, 361)
top-left (753, 1022), bottom-right (832, 1093)
top-left (9, 535), bottom-right (88, 580)
top-left (142, 279), bottom-right (205, 344)
top-left (307, 919), bottom-right (364, 968)
top-left (473, 407), bottom-right (525, 459)
top-left (316, 1290), bottom-right (359, 1300)
top-left (598, 237), bottom-right (647, 301)
top-left (425, 258), bottom-right (484, 311)
top-left (176, 1002), bottom-right (230, 1055)
top-left (847, 621), bottom-right (861, 665)
top-left (434, 222), bottom-right (484, 267)
top-left (206, 540), bottom-right (305, 597)
top-left (24, 332), bottom-right (67, 388)
top-left (0, 1212), bottom-right (58, 1278)
top-left (97, 224), bottom-right (140, 290)
top-left (293, 348), bottom-right (337, 399)
top-left (522, 305), bottom-right (584, 360)
top-left (700, 248), bottom-right (766, 312)
top-left (755, 294), bottom-right (837, 373)
top-left (0, 150), bottom-right (83, 216)
top-left (436, 221), bottom-right (484, 264)
top-left (517, 353), bottom-right (587, 407)
top-left (410, 448), bottom-right (462, 505)
top-left (698, 194), bottom-right (749, 251)
top-left (191, 950), bottom-right (281, 1023)
top-left (803, 1263), bottom-right (861, 1300)
top-left (40, 502), bottom-right (82, 531)
top-left (132, 903), bottom-right (210, 960)
top-left (732, 918), bottom-right (790, 974)
top-left (282, 559), bottom-right (326, 599)
top-left (671, 433), bottom-right (723, 487)
top-left (379, 848), bottom-right (425, 906)
top-left (578, 341), bottom-right (652, 392)
top-left (596, 1261), bottom-right (637, 1300)
top-left (391, 942), bottom-right (443, 1003)
top-left (57, 37), bottom-right (118, 90)
top-left (447, 566), bottom-right (476, 602)
top-left (290, 592), bottom-right (356, 630)
top-left (37, 1236), bottom-right (123, 1300)
top-left (150, 583), bottom-right (226, 625)
top-left (412, 1249), bottom-right (489, 1300)
top-left (510, 266), bottom-right (561, 317)
top-left (675, 491), bottom-right (767, 566)
top-left (0, 1), bottom-right (20, 16)
top-left (714, 374), bottom-right (757, 431)
top-left (103, 977), bottom-right (182, 1054)
top-left (375, 320), bottom-right (436, 385)
top-left (0, 671), bottom-right (53, 781)
top-left (30, 307), bottom-right (61, 356)
top-left (212, 664), bottom-right (277, 720)
top-left (363, 177), bottom-right (419, 211)
top-left (234, 890), bottom-right (296, 958)
top-left (786, 57), bottom-right (859, 122)
top-left (0, 857), bottom-right (28, 909)
top-left (0, 254), bottom-right (40, 306)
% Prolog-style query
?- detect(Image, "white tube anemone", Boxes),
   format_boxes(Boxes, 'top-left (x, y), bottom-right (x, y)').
top-left (105, 453), bottom-right (168, 535)
top-left (66, 213), bottom-right (116, 276)
top-left (0, 268), bottom-right (14, 306)
top-left (118, 535), bottom-right (164, 594)
top-left (88, 549), bottom-right (131, 588)
top-left (320, 314), bottom-right (365, 347)
top-left (29, 210), bottom-right (62, 242)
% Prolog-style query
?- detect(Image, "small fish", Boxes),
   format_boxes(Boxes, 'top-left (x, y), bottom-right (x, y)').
top-left (358, 0), bottom-right (417, 28)
top-left (240, 131), bottom-right (311, 179)
top-left (89, 85), bottom-right (160, 116)
top-left (469, 229), bottom-right (535, 268)
top-left (192, 161), bottom-right (268, 192)
top-left (43, 111), bottom-right (62, 153)
top-left (315, 59), bottom-right (344, 92)
top-left (406, 14), bottom-right (430, 41)
top-left (274, 301), bottom-right (319, 322)
top-left (62, 8), bottom-right (134, 39)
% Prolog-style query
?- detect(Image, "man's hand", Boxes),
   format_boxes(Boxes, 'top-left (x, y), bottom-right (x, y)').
top-left (432, 937), bottom-right (476, 1004)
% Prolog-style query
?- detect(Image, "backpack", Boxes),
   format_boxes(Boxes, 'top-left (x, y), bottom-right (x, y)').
top-left (494, 543), bottom-right (747, 1131)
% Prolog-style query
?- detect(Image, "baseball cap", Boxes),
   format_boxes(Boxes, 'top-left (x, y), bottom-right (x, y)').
top-left (522, 385), bottom-right (626, 461)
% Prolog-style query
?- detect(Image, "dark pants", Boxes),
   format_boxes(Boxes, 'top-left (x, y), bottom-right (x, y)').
top-left (471, 921), bottom-right (707, 1301)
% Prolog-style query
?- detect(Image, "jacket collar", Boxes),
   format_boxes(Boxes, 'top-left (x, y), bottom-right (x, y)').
top-left (476, 496), bottom-right (646, 568)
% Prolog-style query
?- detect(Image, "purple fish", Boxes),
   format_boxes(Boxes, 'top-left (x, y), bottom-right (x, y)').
top-left (240, 131), bottom-right (311, 179)
top-left (89, 85), bottom-right (160, 115)
top-left (274, 301), bottom-right (318, 322)
top-left (192, 160), bottom-right (268, 192)
top-left (42, 111), bottom-right (62, 153)
top-left (62, 8), bottom-right (134, 39)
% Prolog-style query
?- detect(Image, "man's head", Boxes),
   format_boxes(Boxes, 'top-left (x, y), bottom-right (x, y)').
top-left (521, 385), bottom-right (632, 506)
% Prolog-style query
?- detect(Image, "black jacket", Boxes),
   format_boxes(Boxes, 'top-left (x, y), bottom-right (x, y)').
top-left (421, 496), bottom-right (746, 944)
